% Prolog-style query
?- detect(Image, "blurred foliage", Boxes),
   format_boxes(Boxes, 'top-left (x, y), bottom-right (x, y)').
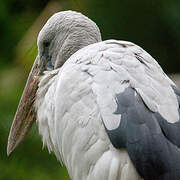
top-left (0, 0), bottom-right (180, 179)
top-left (0, 0), bottom-right (48, 68)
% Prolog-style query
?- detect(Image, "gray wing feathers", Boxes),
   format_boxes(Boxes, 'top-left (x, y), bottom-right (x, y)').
top-left (111, 86), bottom-right (180, 180)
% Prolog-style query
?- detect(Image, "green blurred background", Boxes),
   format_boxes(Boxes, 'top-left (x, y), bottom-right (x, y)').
top-left (0, 0), bottom-right (180, 179)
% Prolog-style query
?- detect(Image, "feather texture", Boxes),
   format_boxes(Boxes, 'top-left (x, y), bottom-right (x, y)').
top-left (35, 40), bottom-right (180, 180)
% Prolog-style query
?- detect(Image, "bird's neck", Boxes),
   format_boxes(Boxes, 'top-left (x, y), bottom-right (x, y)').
top-left (36, 69), bottom-right (59, 99)
top-left (34, 69), bottom-right (61, 157)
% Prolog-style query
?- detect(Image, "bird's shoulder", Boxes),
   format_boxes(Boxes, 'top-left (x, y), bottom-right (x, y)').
top-left (63, 39), bottom-right (178, 124)
top-left (67, 39), bottom-right (163, 71)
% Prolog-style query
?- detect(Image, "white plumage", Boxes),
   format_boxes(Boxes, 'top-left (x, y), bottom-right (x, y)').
top-left (7, 11), bottom-right (180, 180)
top-left (35, 39), bottom-right (178, 179)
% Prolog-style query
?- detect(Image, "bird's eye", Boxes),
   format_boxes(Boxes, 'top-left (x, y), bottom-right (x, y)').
top-left (44, 41), bottom-right (50, 47)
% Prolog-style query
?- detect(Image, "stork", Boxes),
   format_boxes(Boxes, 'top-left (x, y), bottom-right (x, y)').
top-left (7, 11), bottom-right (180, 180)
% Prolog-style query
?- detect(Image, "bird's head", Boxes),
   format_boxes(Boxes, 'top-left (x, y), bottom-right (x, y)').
top-left (38, 10), bottom-right (101, 70)
top-left (7, 11), bottom-right (101, 155)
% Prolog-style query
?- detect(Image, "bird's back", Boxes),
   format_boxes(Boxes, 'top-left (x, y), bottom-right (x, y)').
top-left (35, 40), bottom-right (180, 180)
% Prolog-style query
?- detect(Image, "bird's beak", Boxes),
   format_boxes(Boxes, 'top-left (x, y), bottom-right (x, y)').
top-left (7, 56), bottom-right (41, 156)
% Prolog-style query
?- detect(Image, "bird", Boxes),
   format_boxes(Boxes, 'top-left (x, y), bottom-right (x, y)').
top-left (7, 10), bottom-right (180, 180)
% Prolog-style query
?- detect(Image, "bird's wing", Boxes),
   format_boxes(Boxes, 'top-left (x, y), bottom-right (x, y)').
top-left (65, 40), bottom-right (180, 179)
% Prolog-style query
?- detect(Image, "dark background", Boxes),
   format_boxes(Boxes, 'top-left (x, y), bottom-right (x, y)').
top-left (0, 0), bottom-right (180, 179)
